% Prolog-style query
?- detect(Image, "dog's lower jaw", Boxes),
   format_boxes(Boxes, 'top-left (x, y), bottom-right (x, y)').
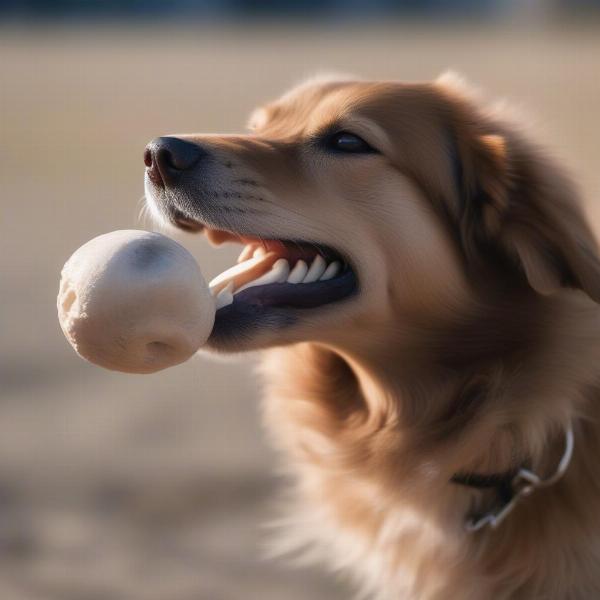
top-left (260, 311), bottom-right (600, 600)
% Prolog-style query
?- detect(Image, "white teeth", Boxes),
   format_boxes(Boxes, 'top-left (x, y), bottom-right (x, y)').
top-left (213, 250), bottom-right (342, 299)
top-left (302, 255), bottom-right (327, 283)
top-left (215, 282), bottom-right (234, 310)
top-left (275, 260), bottom-right (290, 282)
top-left (209, 255), bottom-right (269, 292)
top-left (287, 260), bottom-right (308, 284)
top-left (319, 261), bottom-right (340, 281)
top-left (236, 259), bottom-right (290, 294)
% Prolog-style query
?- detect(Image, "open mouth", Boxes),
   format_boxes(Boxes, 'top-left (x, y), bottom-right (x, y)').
top-left (207, 233), bottom-right (357, 313)
top-left (147, 197), bottom-right (358, 344)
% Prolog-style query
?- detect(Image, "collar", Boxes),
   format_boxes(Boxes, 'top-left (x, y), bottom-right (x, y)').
top-left (451, 424), bottom-right (574, 532)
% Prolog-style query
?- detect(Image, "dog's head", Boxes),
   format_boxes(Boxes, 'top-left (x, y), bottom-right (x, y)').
top-left (145, 75), bottom-right (600, 355)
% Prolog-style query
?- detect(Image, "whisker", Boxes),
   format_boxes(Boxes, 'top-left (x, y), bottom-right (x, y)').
top-left (136, 195), bottom-right (149, 226)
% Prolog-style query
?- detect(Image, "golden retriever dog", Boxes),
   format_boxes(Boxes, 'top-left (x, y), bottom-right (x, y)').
top-left (143, 74), bottom-right (600, 599)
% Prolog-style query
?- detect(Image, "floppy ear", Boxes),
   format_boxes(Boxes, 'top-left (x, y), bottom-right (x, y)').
top-left (457, 130), bottom-right (600, 303)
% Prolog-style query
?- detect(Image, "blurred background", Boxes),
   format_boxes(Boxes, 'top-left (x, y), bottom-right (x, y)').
top-left (1, 1), bottom-right (600, 598)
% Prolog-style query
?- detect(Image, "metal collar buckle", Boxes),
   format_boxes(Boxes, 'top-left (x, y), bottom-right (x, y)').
top-left (466, 424), bottom-right (574, 533)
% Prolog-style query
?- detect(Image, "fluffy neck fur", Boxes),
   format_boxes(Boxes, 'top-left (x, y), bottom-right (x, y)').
top-left (261, 290), bottom-right (600, 599)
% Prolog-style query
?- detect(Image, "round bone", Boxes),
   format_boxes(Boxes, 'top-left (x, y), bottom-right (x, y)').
top-left (57, 230), bottom-right (215, 374)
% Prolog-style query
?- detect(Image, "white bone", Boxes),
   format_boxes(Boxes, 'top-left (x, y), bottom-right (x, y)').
top-left (57, 230), bottom-right (215, 374)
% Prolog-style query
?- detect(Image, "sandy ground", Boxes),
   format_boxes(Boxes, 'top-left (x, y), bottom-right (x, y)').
top-left (1, 22), bottom-right (600, 599)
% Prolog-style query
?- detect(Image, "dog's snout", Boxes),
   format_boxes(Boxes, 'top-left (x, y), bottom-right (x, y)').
top-left (144, 137), bottom-right (204, 187)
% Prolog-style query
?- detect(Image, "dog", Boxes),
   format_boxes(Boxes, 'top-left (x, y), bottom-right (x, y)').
top-left (144, 74), bottom-right (600, 599)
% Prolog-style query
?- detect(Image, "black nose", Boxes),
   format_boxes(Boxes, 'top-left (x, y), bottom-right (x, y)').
top-left (144, 137), bottom-right (203, 188)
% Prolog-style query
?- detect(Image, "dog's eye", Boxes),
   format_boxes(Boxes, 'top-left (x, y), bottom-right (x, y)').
top-left (326, 132), bottom-right (377, 154)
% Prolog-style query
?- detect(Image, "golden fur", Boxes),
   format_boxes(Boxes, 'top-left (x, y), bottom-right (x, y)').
top-left (148, 74), bottom-right (600, 599)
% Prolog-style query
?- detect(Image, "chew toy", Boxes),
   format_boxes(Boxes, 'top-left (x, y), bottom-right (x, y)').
top-left (57, 230), bottom-right (215, 374)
